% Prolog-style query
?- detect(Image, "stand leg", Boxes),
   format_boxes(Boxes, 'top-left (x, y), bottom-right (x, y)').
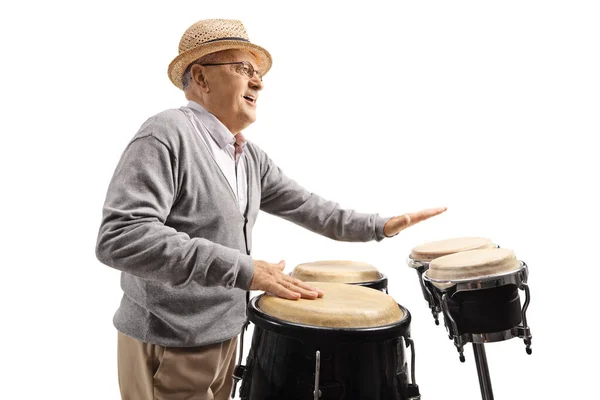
top-left (472, 343), bottom-right (494, 400)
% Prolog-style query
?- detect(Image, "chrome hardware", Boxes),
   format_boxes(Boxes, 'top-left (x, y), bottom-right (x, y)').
top-left (404, 337), bottom-right (421, 400)
top-left (230, 322), bottom-right (249, 399)
top-left (405, 338), bottom-right (417, 386)
top-left (520, 280), bottom-right (533, 354)
top-left (407, 257), bottom-right (441, 325)
top-left (313, 350), bottom-right (321, 400)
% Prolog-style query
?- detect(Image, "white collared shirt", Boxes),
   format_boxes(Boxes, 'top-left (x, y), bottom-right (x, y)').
top-left (184, 101), bottom-right (248, 215)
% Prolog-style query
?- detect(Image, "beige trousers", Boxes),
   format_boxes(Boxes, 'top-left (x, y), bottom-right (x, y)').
top-left (117, 331), bottom-right (238, 400)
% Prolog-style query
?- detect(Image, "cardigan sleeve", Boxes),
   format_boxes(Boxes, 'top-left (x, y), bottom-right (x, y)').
top-left (95, 122), bottom-right (254, 290)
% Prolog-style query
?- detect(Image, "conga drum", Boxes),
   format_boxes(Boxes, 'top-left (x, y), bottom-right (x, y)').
top-left (423, 248), bottom-right (533, 400)
top-left (291, 260), bottom-right (388, 292)
top-left (407, 237), bottom-right (496, 324)
top-left (237, 283), bottom-right (421, 400)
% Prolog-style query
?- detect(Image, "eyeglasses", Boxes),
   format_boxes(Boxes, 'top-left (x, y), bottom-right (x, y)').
top-left (199, 61), bottom-right (263, 81)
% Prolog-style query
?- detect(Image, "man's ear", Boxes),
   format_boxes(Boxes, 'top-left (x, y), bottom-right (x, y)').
top-left (191, 64), bottom-right (210, 93)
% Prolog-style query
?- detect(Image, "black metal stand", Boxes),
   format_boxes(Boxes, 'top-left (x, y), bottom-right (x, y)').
top-left (472, 343), bottom-right (494, 400)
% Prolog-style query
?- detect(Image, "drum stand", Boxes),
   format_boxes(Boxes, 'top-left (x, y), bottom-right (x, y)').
top-left (472, 343), bottom-right (493, 399)
top-left (428, 265), bottom-right (533, 400)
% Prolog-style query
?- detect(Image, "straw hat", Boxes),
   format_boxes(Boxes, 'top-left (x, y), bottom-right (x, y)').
top-left (168, 19), bottom-right (272, 90)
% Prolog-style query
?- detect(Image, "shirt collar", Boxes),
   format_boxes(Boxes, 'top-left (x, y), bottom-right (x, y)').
top-left (186, 101), bottom-right (238, 150)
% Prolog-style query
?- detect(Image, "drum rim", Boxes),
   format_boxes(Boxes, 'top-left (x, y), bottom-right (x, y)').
top-left (288, 273), bottom-right (388, 288)
top-left (407, 244), bottom-right (501, 269)
top-left (407, 257), bottom-right (429, 269)
top-left (247, 294), bottom-right (411, 341)
top-left (423, 261), bottom-right (528, 291)
top-left (349, 273), bottom-right (388, 290)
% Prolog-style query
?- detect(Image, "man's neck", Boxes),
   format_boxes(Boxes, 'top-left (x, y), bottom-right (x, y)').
top-left (185, 96), bottom-right (241, 135)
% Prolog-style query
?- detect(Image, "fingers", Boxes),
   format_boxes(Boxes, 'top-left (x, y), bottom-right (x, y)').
top-left (268, 283), bottom-right (301, 300)
top-left (267, 277), bottom-right (321, 300)
top-left (278, 276), bottom-right (321, 299)
top-left (384, 207), bottom-right (447, 236)
top-left (250, 260), bottom-right (323, 300)
top-left (407, 207), bottom-right (447, 225)
top-left (293, 280), bottom-right (325, 298)
top-left (275, 260), bottom-right (285, 271)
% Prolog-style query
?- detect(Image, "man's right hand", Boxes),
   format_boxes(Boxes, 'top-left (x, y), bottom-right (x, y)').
top-left (249, 260), bottom-right (325, 300)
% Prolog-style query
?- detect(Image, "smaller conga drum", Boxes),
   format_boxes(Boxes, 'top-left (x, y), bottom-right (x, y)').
top-left (291, 260), bottom-right (389, 292)
top-left (238, 283), bottom-right (421, 400)
top-left (407, 237), bottom-right (496, 324)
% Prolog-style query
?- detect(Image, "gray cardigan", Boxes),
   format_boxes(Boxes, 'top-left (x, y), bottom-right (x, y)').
top-left (96, 107), bottom-right (388, 347)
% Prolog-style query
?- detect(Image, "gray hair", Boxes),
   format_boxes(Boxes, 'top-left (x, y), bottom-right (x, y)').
top-left (182, 51), bottom-right (229, 90)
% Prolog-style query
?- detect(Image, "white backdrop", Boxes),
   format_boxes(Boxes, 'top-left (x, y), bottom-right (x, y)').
top-left (1, 1), bottom-right (598, 399)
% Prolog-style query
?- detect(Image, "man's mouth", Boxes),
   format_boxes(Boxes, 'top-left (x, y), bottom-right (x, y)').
top-left (243, 95), bottom-right (256, 104)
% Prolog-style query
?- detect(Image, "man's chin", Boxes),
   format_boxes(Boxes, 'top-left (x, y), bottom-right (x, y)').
top-left (236, 114), bottom-right (257, 132)
top-left (244, 112), bottom-right (257, 124)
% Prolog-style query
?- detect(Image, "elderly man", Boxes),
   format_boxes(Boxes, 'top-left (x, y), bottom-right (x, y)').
top-left (96, 19), bottom-right (446, 400)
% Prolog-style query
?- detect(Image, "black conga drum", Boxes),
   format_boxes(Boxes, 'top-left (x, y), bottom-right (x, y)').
top-left (423, 248), bottom-right (533, 400)
top-left (407, 237), bottom-right (496, 324)
top-left (237, 282), bottom-right (420, 400)
top-left (290, 260), bottom-right (389, 292)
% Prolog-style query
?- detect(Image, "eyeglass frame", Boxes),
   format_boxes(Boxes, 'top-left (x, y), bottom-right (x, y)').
top-left (198, 61), bottom-right (263, 81)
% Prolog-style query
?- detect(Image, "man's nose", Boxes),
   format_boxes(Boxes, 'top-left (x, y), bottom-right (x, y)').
top-left (249, 75), bottom-right (263, 90)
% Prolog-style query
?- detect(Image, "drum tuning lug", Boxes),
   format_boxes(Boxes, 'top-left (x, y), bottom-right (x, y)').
top-left (524, 338), bottom-right (532, 355)
top-left (457, 346), bottom-right (465, 363)
top-left (406, 383), bottom-right (421, 400)
top-left (432, 311), bottom-right (440, 325)
top-left (231, 365), bottom-right (245, 398)
top-left (313, 350), bottom-right (322, 400)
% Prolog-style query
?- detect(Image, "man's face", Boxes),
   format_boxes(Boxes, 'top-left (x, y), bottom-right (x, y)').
top-left (196, 49), bottom-right (264, 134)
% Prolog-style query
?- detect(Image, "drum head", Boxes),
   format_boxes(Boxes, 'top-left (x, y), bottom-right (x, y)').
top-left (410, 237), bottom-right (495, 263)
top-left (258, 282), bottom-right (403, 328)
top-left (427, 248), bottom-right (520, 282)
top-left (290, 260), bottom-right (382, 283)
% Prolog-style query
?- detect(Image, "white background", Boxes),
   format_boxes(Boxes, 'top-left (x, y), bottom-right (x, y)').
top-left (1, 1), bottom-right (598, 399)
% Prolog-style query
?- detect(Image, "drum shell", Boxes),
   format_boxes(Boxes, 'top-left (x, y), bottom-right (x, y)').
top-left (446, 284), bottom-right (522, 334)
top-left (413, 265), bottom-right (437, 308)
top-left (240, 296), bottom-right (412, 400)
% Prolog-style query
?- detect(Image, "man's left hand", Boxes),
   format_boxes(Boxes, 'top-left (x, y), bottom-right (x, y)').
top-left (383, 207), bottom-right (448, 237)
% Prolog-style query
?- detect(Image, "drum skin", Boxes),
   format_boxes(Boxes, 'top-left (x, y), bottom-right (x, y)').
top-left (410, 237), bottom-right (495, 263)
top-left (427, 248), bottom-right (520, 284)
top-left (239, 295), bottom-right (413, 400)
top-left (257, 283), bottom-right (402, 329)
top-left (291, 260), bottom-right (389, 292)
top-left (409, 237), bottom-right (496, 308)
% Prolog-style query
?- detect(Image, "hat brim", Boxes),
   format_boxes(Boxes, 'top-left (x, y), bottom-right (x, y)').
top-left (168, 40), bottom-right (272, 90)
